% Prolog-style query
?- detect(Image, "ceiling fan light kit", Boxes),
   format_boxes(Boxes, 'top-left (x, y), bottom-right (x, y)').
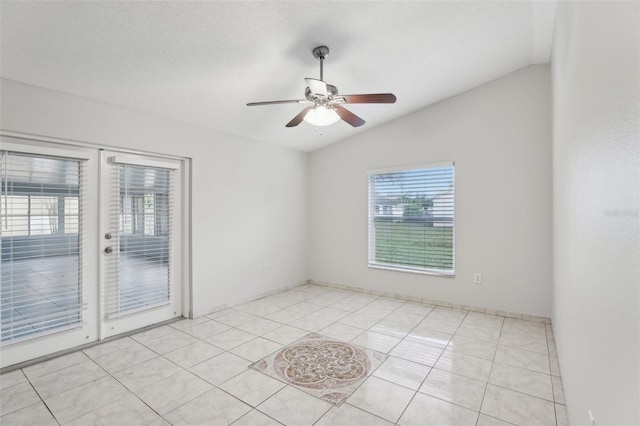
top-left (303, 105), bottom-right (341, 127)
top-left (247, 45), bottom-right (396, 128)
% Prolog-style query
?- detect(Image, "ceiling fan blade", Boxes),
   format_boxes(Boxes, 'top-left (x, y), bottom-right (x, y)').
top-left (247, 99), bottom-right (308, 106)
top-left (305, 78), bottom-right (328, 97)
top-left (334, 104), bottom-right (365, 127)
top-left (342, 93), bottom-right (397, 104)
top-left (285, 106), bottom-right (314, 127)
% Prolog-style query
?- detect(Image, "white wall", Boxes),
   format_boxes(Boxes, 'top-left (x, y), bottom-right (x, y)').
top-left (0, 79), bottom-right (308, 317)
top-left (552, 2), bottom-right (640, 425)
top-left (308, 65), bottom-right (553, 318)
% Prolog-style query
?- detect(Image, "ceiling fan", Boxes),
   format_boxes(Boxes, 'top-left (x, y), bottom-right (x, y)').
top-left (247, 46), bottom-right (396, 128)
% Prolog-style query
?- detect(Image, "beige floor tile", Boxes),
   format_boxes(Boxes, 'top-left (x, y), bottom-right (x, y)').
top-left (262, 325), bottom-right (309, 345)
top-left (164, 387), bottom-right (251, 425)
top-left (258, 385), bottom-right (331, 425)
top-left (219, 369), bottom-right (285, 406)
top-left (0, 401), bottom-right (57, 426)
top-left (351, 331), bottom-right (401, 353)
top-left (390, 339), bottom-right (444, 366)
top-left (189, 352), bottom-right (250, 385)
top-left (113, 356), bottom-right (183, 391)
top-left (206, 328), bottom-right (256, 350)
top-left (318, 322), bottom-right (365, 341)
top-left (480, 384), bottom-right (555, 426)
top-left (398, 392), bottom-right (478, 426)
top-left (347, 376), bottom-right (415, 423)
top-left (164, 340), bottom-right (224, 368)
top-left (315, 403), bottom-right (393, 426)
top-left (44, 376), bottom-right (130, 424)
top-left (419, 368), bottom-right (486, 411)
top-left (489, 362), bottom-right (553, 401)
top-left (65, 393), bottom-right (162, 426)
top-left (136, 370), bottom-right (213, 415)
top-left (494, 345), bottom-right (551, 374)
top-left (232, 409), bottom-right (283, 426)
top-left (92, 344), bottom-right (158, 374)
top-left (0, 382), bottom-right (40, 416)
top-left (372, 356), bottom-right (431, 390)
top-left (447, 334), bottom-right (498, 360)
top-left (22, 351), bottom-right (89, 380)
top-left (30, 359), bottom-right (107, 399)
top-left (434, 349), bottom-right (493, 381)
top-left (0, 369), bottom-right (27, 390)
top-left (230, 337), bottom-right (282, 362)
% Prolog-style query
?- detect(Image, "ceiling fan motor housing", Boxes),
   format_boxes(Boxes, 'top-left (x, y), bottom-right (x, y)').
top-left (305, 84), bottom-right (338, 102)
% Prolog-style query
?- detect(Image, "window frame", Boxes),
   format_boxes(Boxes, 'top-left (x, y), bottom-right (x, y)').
top-left (367, 161), bottom-right (456, 277)
top-left (3, 193), bottom-right (79, 236)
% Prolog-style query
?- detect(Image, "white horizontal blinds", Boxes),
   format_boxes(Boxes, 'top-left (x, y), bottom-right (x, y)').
top-left (103, 161), bottom-right (174, 318)
top-left (368, 164), bottom-right (455, 274)
top-left (1, 151), bottom-right (87, 344)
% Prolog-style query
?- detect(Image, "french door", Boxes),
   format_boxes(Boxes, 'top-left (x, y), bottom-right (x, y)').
top-left (99, 151), bottom-right (182, 338)
top-left (0, 137), bottom-right (184, 367)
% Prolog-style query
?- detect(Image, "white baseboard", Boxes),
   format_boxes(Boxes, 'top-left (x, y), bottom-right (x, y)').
top-left (192, 278), bottom-right (551, 325)
top-left (306, 279), bottom-right (551, 324)
top-left (191, 279), bottom-right (311, 318)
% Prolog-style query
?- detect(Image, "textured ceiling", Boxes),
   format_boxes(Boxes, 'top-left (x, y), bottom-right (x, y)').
top-left (0, 1), bottom-right (557, 152)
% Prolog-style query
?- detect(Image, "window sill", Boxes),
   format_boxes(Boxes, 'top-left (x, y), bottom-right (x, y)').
top-left (368, 263), bottom-right (455, 278)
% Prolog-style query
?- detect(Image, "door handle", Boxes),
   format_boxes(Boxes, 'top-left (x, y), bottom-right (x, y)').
top-left (104, 246), bottom-right (113, 254)
top-left (105, 233), bottom-right (112, 240)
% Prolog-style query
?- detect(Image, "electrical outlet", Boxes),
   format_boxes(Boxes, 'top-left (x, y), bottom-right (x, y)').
top-left (263, 264), bottom-right (268, 272)
top-left (588, 409), bottom-right (595, 426)
top-left (473, 273), bottom-right (482, 284)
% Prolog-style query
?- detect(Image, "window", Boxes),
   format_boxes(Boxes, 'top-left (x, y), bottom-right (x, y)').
top-left (2, 194), bottom-right (79, 236)
top-left (368, 162), bottom-right (455, 275)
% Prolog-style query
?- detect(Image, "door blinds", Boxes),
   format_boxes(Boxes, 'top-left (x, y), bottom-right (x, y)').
top-left (1, 151), bottom-right (87, 343)
top-left (103, 160), bottom-right (175, 318)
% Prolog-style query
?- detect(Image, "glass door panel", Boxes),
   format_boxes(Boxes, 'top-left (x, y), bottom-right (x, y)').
top-left (0, 138), bottom-right (98, 367)
top-left (100, 152), bottom-right (182, 338)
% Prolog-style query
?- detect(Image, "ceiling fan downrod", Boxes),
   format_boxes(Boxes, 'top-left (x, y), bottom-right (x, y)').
top-left (312, 46), bottom-right (330, 81)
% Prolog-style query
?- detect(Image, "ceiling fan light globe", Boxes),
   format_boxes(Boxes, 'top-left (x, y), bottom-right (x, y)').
top-left (304, 105), bottom-right (340, 127)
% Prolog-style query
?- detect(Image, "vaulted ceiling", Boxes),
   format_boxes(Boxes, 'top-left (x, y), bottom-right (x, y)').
top-left (0, 1), bottom-right (557, 151)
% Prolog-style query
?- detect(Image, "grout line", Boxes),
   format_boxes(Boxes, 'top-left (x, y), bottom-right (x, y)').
top-left (475, 315), bottom-right (505, 426)
top-left (24, 381), bottom-right (62, 426)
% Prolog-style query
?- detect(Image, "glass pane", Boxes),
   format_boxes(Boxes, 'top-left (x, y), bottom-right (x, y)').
top-left (29, 215), bottom-right (57, 235)
top-left (113, 165), bottom-right (171, 315)
top-left (1, 152), bottom-right (82, 343)
top-left (65, 197), bottom-right (78, 215)
top-left (63, 196), bottom-right (79, 234)
top-left (1, 216), bottom-right (28, 236)
top-left (6, 195), bottom-right (29, 215)
top-left (369, 166), bottom-right (455, 272)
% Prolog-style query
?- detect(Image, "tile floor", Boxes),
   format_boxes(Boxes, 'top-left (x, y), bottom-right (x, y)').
top-left (1, 255), bottom-right (169, 342)
top-left (0, 284), bottom-right (567, 425)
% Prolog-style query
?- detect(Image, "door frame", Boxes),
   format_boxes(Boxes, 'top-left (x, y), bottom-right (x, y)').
top-left (0, 137), bottom-right (100, 367)
top-left (0, 132), bottom-right (192, 367)
top-left (98, 150), bottom-right (183, 338)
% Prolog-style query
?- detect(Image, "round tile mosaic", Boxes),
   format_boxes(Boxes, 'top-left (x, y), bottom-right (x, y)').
top-left (274, 340), bottom-right (369, 388)
top-left (251, 333), bottom-right (386, 405)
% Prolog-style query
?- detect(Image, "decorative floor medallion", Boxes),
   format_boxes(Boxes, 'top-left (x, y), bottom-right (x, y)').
top-left (251, 333), bottom-right (386, 405)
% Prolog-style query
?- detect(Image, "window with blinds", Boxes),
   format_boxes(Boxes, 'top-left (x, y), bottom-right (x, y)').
top-left (103, 161), bottom-right (175, 318)
top-left (1, 151), bottom-right (87, 343)
top-left (368, 163), bottom-right (455, 275)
